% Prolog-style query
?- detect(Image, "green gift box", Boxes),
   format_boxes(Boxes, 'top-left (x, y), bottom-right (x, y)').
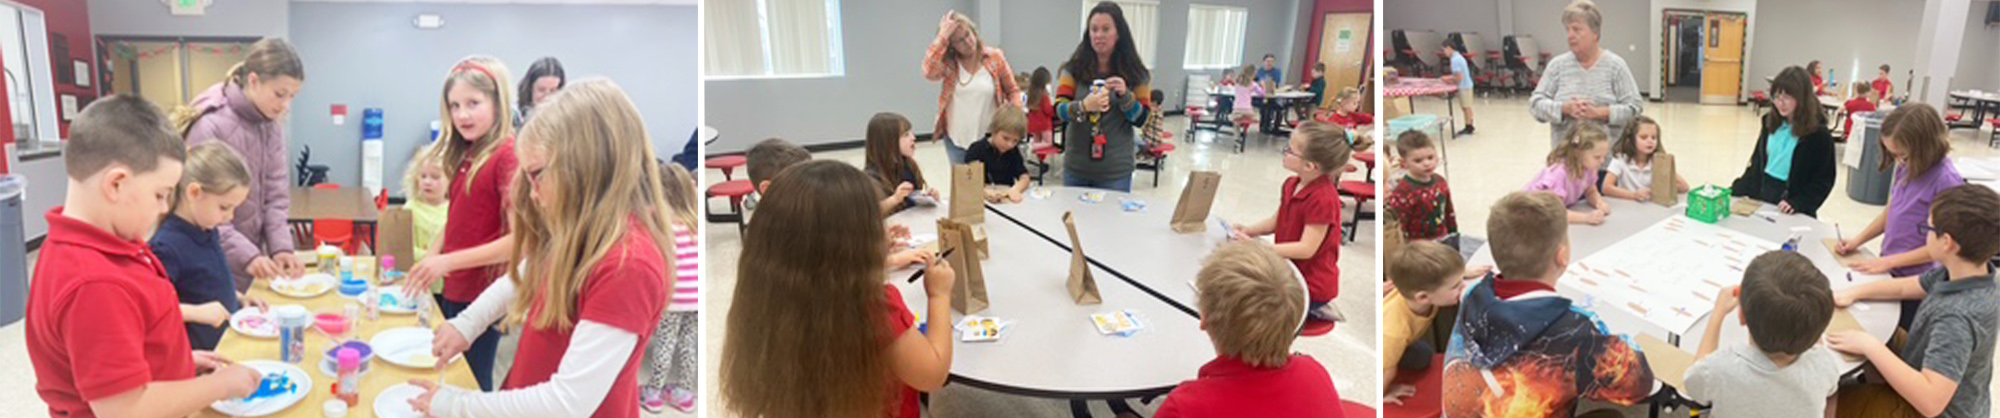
top-left (1685, 185), bottom-right (1732, 224)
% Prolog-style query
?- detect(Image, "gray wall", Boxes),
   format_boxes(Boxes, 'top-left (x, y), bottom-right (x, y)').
top-left (1745, 0), bottom-right (1922, 95)
top-left (286, 2), bottom-right (698, 196)
top-left (1951, 4), bottom-right (2000, 92)
top-left (89, 0), bottom-right (288, 38)
top-left (704, 0), bottom-right (1302, 152)
top-left (1387, 0), bottom-right (1650, 96)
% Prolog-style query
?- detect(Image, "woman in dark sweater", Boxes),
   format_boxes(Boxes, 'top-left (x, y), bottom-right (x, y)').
top-left (1055, 1), bottom-right (1152, 193)
top-left (1731, 66), bottom-right (1837, 217)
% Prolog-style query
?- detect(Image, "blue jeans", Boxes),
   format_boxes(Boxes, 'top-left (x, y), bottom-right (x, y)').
top-left (440, 298), bottom-right (502, 391)
top-left (942, 136), bottom-right (967, 164)
top-left (1063, 174), bottom-right (1133, 193)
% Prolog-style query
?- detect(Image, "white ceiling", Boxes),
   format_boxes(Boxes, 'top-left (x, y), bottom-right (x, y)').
top-left (291, 0), bottom-right (697, 5)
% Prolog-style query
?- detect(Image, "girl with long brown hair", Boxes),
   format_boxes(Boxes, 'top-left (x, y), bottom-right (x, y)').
top-left (722, 160), bottom-right (956, 418)
top-left (1839, 103), bottom-right (1967, 281)
top-left (864, 112), bottom-right (939, 214)
top-left (1055, 1), bottom-right (1153, 192)
top-left (173, 37), bottom-right (306, 289)
top-left (409, 79), bottom-right (674, 417)
top-left (403, 55), bottom-right (519, 391)
top-left (1730, 65), bottom-right (1837, 217)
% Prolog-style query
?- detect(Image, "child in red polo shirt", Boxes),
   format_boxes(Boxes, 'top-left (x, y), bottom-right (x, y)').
top-left (1231, 122), bottom-right (1352, 321)
top-left (404, 56), bottom-right (520, 391)
top-left (407, 80), bottom-right (672, 418)
top-left (1157, 241), bottom-right (1346, 417)
top-left (26, 95), bottom-right (261, 418)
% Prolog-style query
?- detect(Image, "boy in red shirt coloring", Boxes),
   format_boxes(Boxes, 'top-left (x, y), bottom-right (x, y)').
top-left (26, 95), bottom-right (262, 418)
top-left (1156, 241), bottom-right (1346, 417)
top-left (1231, 122), bottom-right (1352, 322)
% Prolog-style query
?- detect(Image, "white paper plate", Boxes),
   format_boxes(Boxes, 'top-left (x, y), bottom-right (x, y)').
top-left (208, 361), bottom-right (311, 417)
top-left (268, 274), bottom-right (335, 298)
top-left (371, 327), bottom-right (457, 368)
top-left (227, 307), bottom-right (284, 339)
top-left (373, 383), bottom-right (428, 418)
top-left (375, 286), bottom-right (419, 314)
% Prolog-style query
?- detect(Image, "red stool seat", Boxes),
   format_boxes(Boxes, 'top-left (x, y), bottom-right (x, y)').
top-left (1342, 401), bottom-right (1380, 418)
top-left (1356, 151), bottom-right (1376, 165)
top-left (1301, 319), bottom-right (1337, 336)
top-left (705, 155), bottom-right (748, 181)
top-left (1382, 354), bottom-right (1446, 418)
top-left (707, 180), bottom-right (753, 198)
top-left (1338, 181), bottom-right (1375, 198)
top-left (1947, 114), bottom-right (1964, 122)
top-left (1148, 142), bottom-right (1175, 156)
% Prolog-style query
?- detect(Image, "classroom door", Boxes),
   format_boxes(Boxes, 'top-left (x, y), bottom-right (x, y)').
top-left (1699, 14), bottom-right (1745, 105)
top-left (1318, 12), bottom-right (1370, 107)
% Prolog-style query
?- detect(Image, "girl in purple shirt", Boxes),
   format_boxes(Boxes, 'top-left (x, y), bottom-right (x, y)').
top-left (1525, 125), bottom-right (1613, 225)
top-left (1838, 103), bottom-right (1965, 278)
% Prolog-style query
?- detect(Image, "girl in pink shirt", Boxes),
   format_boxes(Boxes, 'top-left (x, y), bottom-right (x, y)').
top-left (1524, 125), bottom-right (1612, 225)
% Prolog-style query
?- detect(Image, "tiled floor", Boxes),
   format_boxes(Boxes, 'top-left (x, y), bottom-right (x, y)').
top-left (700, 117), bottom-right (1382, 417)
top-left (1406, 93), bottom-right (2000, 416)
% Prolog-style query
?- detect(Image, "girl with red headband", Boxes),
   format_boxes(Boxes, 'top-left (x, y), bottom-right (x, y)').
top-left (406, 55), bottom-right (519, 391)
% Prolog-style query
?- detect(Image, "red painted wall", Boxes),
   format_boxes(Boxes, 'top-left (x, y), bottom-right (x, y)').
top-left (15, 0), bottom-right (93, 141)
top-left (1301, 0), bottom-right (1372, 84)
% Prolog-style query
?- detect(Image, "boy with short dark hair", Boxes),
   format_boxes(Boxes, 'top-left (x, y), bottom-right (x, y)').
top-left (1385, 130), bottom-right (1459, 243)
top-left (1829, 185), bottom-right (2000, 418)
top-left (1442, 192), bottom-right (1654, 417)
top-left (1156, 241), bottom-right (1343, 417)
top-left (26, 95), bottom-right (262, 418)
top-left (1685, 251), bottom-right (1841, 417)
top-left (1440, 41), bottom-right (1476, 136)
top-left (966, 107), bottom-right (1031, 203)
top-left (745, 137), bottom-right (811, 194)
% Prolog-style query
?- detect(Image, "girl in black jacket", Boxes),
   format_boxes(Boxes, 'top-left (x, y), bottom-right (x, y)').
top-left (1732, 66), bottom-right (1837, 217)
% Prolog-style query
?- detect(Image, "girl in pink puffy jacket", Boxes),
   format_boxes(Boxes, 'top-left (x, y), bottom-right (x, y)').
top-left (171, 38), bottom-right (307, 289)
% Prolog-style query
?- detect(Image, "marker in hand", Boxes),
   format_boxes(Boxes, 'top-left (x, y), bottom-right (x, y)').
top-left (908, 247), bottom-right (957, 283)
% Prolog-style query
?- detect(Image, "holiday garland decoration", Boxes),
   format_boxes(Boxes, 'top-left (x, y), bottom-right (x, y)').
top-left (111, 43), bottom-right (245, 61)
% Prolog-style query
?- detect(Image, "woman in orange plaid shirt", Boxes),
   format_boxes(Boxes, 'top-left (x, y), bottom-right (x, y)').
top-left (923, 10), bottom-right (1022, 164)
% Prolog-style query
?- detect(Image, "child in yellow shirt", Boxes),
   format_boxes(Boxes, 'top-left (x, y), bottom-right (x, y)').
top-left (1382, 241), bottom-right (1487, 404)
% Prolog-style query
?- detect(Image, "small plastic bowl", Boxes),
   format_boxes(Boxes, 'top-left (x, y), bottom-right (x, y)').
top-left (322, 340), bottom-right (374, 374)
top-left (315, 313), bottom-right (352, 336)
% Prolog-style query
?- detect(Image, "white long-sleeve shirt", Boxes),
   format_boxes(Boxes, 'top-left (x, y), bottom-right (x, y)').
top-left (428, 278), bottom-right (640, 418)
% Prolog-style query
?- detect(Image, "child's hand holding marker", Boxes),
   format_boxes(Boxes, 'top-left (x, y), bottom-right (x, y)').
top-left (917, 251), bottom-right (957, 299)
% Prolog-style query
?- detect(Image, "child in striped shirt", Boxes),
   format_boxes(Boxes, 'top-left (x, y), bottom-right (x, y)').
top-left (642, 163), bottom-right (701, 413)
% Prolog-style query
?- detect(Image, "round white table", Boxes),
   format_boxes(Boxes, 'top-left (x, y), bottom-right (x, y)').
top-left (1468, 198), bottom-right (1902, 375)
top-left (885, 204), bottom-right (1215, 399)
top-left (983, 187), bottom-right (1234, 313)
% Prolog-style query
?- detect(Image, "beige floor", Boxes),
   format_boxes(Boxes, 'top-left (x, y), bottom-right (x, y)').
top-left (700, 118), bottom-right (1382, 417)
top-left (1410, 93), bottom-right (2000, 416)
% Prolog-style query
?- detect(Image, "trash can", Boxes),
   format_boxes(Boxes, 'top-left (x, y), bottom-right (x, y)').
top-left (1847, 112), bottom-right (1891, 205)
top-left (1, 174), bottom-right (26, 326)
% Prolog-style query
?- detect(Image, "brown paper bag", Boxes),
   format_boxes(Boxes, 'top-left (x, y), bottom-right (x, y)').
top-left (375, 206), bottom-right (416, 267)
top-left (1634, 334), bottom-right (1694, 389)
top-left (939, 218), bottom-right (989, 314)
top-left (1825, 308), bottom-right (1867, 362)
top-left (1651, 153), bottom-right (1679, 207)
top-left (1062, 212), bottom-right (1103, 305)
top-left (950, 162), bottom-right (986, 224)
top-left (1170, 171), bottom-right (1222, 233)
top-left (1824, 238), bottom-right (1879, 266)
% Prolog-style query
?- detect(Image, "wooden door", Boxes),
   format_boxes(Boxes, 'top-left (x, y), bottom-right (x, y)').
top-left (1318, 12), bottom-right (1370, 107)
top-left (1700, 14), bottom-right (1745, 105)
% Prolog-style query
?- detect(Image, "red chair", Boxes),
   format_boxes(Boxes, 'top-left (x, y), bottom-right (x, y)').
top-left (705, 155), bottom-right (748, 181)
top-left (311, 184), bottom-right (357, 253)
top-left (1988, 119), bottom-right (1999, 147)
top-left (1337, 181), bottom-right (1375, 244)
top-left (1136, 140), bottom-right (1175, 188)
top-left (1381, 354), bottom-right (1446, 418)
top-left (1356, 152), bottom-right (1378, 182)
top-left (1301, 319), bottom-right (1337, 336)
top-left (1232, 115), bottom-right (1255, 153)
top-left (706, 180), bottom-right (754, 234)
